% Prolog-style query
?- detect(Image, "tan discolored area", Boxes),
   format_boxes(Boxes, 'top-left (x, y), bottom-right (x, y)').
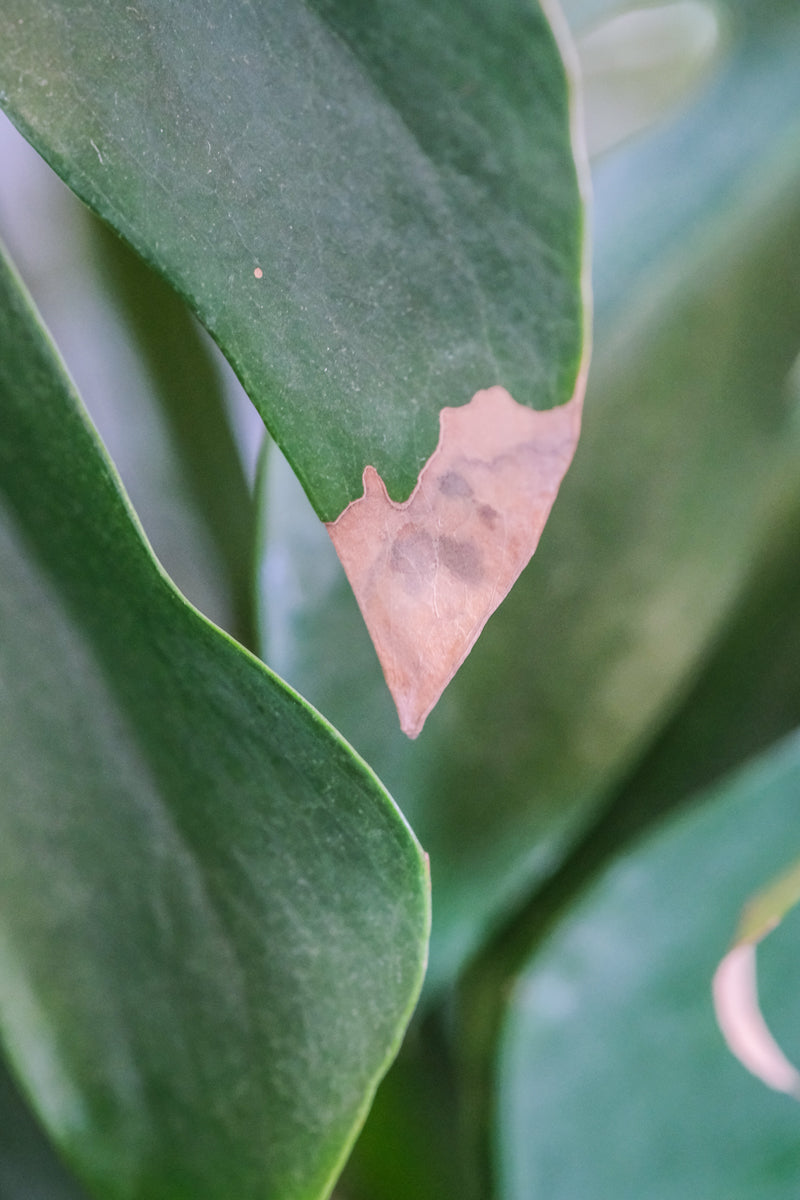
top-left (327, 385), bottom-right (583, 738)
top-left (713, 942), bottom-right (800, 1098)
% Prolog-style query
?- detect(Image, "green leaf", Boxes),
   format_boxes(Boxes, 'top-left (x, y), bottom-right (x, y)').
top-left (0, 0), bottom-right (587, 521)
top-left (0, 242), bottom-right (430, 1200)
top-left (257, 0), bottom-right (800, 990)
top-left (497, 730), bottom-right (800, 1200)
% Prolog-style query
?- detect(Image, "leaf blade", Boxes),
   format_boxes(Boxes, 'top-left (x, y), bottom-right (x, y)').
top-left (0, 0), bottom-right (588, 520)
top-left (0, 241), bottom-right (430, 1200)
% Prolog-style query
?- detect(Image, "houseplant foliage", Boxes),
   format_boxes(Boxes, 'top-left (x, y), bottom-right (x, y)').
top-left (0, 244), bottom-right (430, 1200)
top-left (0, 0), bottom-right (586, 520)
top-left (2, 2), bottom-right (800, 1200)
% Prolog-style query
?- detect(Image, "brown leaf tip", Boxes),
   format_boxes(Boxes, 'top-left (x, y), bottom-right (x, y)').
top-left (327, 386), bottom-right (583, 737)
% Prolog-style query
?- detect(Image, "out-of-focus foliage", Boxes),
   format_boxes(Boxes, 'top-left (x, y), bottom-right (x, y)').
top-left (498, 732), bottom-right (800, 1200)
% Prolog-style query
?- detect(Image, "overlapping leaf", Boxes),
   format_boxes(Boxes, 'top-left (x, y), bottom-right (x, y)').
top-left (0, 244), bottom-right (429, 1200)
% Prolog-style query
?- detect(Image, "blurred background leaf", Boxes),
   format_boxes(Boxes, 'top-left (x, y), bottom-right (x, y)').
top-left (577, 1), bottom-right (722, 158)
top-left (497, 731), bottom-right (800, 1200)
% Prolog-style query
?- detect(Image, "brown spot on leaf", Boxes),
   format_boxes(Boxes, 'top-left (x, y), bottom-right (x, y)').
top-left (390, 526), bottom-right (435, 574)
top-left (438, 470), bottom-right (473, 499)
top-left (327, 384), bottom-right (584, 737)
top-left (390, 526), bottom-right (436, 594)
top-left (437, 535), bottom-right (483, 583)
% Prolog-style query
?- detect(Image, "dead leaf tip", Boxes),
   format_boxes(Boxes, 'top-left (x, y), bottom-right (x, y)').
top-left (327, 385), bottom-right (583, 736)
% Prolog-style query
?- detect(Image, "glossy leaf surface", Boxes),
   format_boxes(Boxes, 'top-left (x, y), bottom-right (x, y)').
top-left (0, 0), bottom-right (587, 521)
top-left (498, 731), bottom-right (800, 1199)
top-left (0, 245), bottom-right (430, 1200)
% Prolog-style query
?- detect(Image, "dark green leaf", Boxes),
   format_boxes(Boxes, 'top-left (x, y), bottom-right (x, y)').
top-left (0, 243), bottom-right (429, 1200)
top-left (0, 0), bottom-right (587, 520)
